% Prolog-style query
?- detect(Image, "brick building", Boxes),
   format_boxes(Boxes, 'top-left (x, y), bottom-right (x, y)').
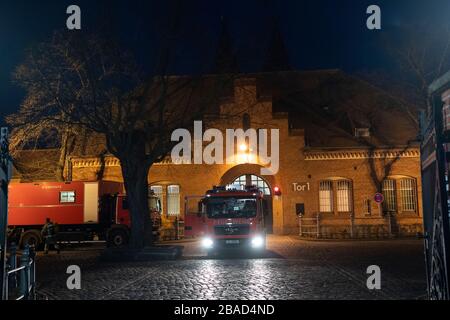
top-left (29, 69), bottom-right (421, 238)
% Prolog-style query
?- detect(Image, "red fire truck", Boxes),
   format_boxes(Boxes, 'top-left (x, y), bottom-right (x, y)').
top-left (199, 186), bottom-right (267, 255)
top-left (7, 181), bottom-right (161, 248)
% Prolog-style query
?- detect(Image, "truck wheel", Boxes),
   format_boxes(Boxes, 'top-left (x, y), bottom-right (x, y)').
top-left (21, 230), bottom-right (42, 249)
top-left (107, 229), bottom-right (128, 247)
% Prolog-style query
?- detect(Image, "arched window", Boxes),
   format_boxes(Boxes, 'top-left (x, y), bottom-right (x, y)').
top-left (381, 177), bottom-right (417, 213)
top-left (336, 180), bottom-right (352, 212)
top-left (226, 174), bottom-right (271, 195)
top-left (319, 180), bottom-right (333, 213)
top-left (382, 179), bottom-right (396, 212)
top-left (319, 179), bottom-right (353, 213)
top-left (399, 178), bottom-right (417, 212)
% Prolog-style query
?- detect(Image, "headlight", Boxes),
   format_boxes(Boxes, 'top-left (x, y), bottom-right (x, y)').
top-left (251, 235), bottom-right (264, 248)
top-left (201, 237), bottom-right (214, 249)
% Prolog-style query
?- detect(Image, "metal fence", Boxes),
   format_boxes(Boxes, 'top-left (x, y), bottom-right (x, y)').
top-left (298, 212), bottom-right (404, 239)
top-left (298, 213), bottom-right (321, 238)
top-left (3, 244), bottom-right (36, 300)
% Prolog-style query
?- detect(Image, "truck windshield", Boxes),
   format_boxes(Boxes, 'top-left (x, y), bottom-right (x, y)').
top-left (206, 197), bottom-right (257, 218)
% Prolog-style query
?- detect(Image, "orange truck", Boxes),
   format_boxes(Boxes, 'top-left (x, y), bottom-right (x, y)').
top-left (7, 181), bottom-right (161, 248)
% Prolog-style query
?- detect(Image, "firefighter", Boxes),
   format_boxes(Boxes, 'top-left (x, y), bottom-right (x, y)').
top-left (41, 218), bottom-right (60, 254)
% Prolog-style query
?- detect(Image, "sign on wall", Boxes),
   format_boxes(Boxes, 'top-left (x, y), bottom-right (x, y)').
top-left (292, 182), bottom-right (310, 192)
top-left (374, 193), bottom-right (384, 204)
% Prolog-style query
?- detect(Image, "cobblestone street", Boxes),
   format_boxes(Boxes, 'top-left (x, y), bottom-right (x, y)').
top-left (35, 236), bottom-right (427, 300)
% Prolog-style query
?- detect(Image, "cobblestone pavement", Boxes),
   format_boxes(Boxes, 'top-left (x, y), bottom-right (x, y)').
top-left (35, 236), bottom-right (427, 300)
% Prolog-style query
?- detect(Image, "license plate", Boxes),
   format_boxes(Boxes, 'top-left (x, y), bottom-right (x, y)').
top-left (225, 240), bottom-right (240, 244)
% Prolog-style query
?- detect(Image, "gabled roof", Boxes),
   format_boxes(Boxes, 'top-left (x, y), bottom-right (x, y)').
top-left (213, 70), bottom-right (420, 148)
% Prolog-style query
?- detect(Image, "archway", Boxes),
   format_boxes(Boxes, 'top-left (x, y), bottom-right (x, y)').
top-left (220, 164), bottom-right (275, 233)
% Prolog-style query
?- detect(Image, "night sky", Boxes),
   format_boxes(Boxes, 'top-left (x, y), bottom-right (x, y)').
top-left (1, 0), bottom-right (449, 125)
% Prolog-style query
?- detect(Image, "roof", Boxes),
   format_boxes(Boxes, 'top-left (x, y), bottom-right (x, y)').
top-left (12, 148), bottom-right (60, 181)
top-left (213, 70), bottom-right (420, 148)
top-left (11, 69), bottom-right (420, 179)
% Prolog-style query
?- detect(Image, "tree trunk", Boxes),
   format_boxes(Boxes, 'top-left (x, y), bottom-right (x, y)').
top-left (56, 130), bottom-right (70, 181)
top-left (120, 156), bottom-right (153, 249)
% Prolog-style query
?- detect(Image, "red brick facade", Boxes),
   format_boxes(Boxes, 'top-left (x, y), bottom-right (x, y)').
top-left (68, 74), bottom-right (423, 238)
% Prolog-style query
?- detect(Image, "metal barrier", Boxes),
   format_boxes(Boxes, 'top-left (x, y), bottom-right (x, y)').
top-left (298, 213), bottom-right (320, 238)
top-left (4, 244), bottom-right (36, 300)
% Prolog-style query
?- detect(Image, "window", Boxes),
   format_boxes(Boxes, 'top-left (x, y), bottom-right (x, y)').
top-left (250, 175), bottom-right (271, 195)
top-left (355, 128), bottom-right (370, 138)
top-left (399, 179), bottom-right (417, 212)
top-left (381, 177), bottom-right (418, 214)
top-left (382, 179), bottom-right (396, 212)
top-left (122, 197), bottom-right (129, 210)
top-left (227, 175), bottom-right (247, 191)
top-left (319, 179), bottom-right (353, 214)
top-left (363, 199), bottom-right (371, 215)
top-left (226, 175), bottom-right (271, 195)
top-left (167, 185), bottom-right (180, 215)
top-left (60, 191), bottom-right (75, 203)
top-left (319, 181), bottom-right (333, 212)
top-left (336, 180), bottom-right (352, 212)
top-left (150, 185), bottom-right (164, 214)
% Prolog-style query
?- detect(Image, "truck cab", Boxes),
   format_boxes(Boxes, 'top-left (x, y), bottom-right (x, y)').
top-left (200, 186), bottom-right (266, 255)
top-left (106, 192), bottom-right (162, 247)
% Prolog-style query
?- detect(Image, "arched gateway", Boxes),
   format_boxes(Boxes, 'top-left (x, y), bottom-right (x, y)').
top-left (219, 164), bottom-right (275, 233)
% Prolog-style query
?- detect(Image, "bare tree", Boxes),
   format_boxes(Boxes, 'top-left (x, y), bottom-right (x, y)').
top-left (5, 108), bottom-right (79, 181)
top-left (8, 30), bottom-right (231, 248)
top-left (282, 73), bottom-right (418, 199)
top-left (358, 24), bottom-right (450, 115)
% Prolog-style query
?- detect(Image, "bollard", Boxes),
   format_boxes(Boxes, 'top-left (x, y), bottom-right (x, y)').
top-left (19, 245), bottom-right (30, 299)
top-left (8, 243), bottom-right (17, 289)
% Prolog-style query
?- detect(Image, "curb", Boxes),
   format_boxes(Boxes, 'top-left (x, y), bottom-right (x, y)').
top-left (100, 245), bottom-right (184, 262)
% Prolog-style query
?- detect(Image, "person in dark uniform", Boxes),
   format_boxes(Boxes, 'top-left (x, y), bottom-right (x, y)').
top-left (41, 218), bottom-right (60, 254)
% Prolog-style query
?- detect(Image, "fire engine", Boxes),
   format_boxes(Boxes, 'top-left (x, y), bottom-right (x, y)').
top-left (7, 181), bottom-right (161, 248)
top-left (199, 186), bottom-right (267, 255)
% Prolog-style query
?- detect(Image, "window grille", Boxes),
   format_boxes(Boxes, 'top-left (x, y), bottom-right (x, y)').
top-left (399, 179), bottom-right (417, 212)
top-left (336, 180), bottom-right (352, 212)
top-left (167, 185), bottom-right (180, 215)
top-left (319, 181), bottom-right (333, 213)
top-left (382, 179), bottom-right (396, 212)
